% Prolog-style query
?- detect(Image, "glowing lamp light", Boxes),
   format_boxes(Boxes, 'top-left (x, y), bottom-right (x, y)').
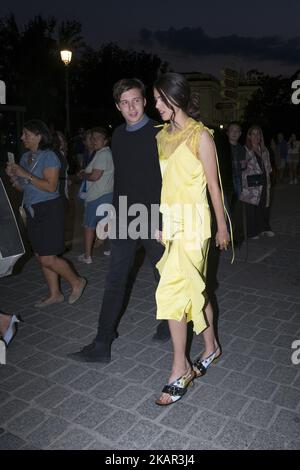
top-left (60, 50), bottom-right (72, 66)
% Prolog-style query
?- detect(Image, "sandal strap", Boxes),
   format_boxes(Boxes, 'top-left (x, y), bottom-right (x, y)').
top-left (162, 383), bottom-right (187, 397)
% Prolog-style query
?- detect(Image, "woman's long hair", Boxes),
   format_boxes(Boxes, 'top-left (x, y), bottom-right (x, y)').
top-left (154, 72), bottom-right (201, 122)
top-left (246, 125), bottom-right (266, 152)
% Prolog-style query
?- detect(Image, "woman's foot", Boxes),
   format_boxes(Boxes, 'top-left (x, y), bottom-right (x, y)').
top-left (68, 277), bottom-right (87, 304)
top-left (193, 345), bottom-right (221, 378)
top-left (0, 313), bottom-right (11, 337)
top-left (34, 294), bottom-right (64, 308)
top-left (0, 313), bottom-right (22, 345)
top-left (156, 363), bottom-right (194, 406)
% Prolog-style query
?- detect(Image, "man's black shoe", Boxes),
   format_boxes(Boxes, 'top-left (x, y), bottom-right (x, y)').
top-left (152, 320), bottom-right (170, 342)
top-left (68, 340), bottom-right (112, 363)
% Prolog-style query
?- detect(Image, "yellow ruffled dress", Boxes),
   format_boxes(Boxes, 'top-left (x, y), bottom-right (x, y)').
top-left (155, 118), bottom-right (217, 334)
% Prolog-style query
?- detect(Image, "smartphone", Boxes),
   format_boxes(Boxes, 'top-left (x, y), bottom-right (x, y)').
top-left (7, 152), bottom-right (15, 164)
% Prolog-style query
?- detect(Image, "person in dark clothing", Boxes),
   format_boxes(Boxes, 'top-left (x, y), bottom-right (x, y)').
top-left (227, 122), bottom-right (246, 244)
top-left (212, 128), bottom-right (234, 216)
top-left (70, 78), bottom-right (170, 363)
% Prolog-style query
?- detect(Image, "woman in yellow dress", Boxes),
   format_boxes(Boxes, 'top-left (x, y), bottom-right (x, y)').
top-left (154, 73), bottom-right (230, 405)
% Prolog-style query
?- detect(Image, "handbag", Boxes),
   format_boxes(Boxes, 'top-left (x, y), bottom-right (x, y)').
top-left (247, 174), bottom-right (264, 187)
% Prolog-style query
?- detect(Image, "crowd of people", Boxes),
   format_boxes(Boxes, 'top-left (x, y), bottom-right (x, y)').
top-left (2, 72), bottom-right (299, 405)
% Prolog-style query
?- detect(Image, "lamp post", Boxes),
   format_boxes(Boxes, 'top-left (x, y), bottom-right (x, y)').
top-left (60, 49), bottom-right (72, 136)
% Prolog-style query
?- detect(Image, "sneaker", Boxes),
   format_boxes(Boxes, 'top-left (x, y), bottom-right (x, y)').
top-left (250, 235), bottom-right (259, 240)
top-left (103, 250), bottom-right (111, 256)
top-left (262, 230), bottom-right (275, 237)
top-left (77, 254), bottom-right (92, 264)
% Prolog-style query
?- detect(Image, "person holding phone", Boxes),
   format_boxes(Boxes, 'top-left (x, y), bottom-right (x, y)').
top-left (6, 119), bottom-right (87, 308)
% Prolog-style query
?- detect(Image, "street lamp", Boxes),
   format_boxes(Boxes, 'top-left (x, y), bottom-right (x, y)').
top-left (60, 49), bottom-right (72, 136)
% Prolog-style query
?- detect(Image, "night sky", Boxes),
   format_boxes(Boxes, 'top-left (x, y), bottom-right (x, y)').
top-left (1, 0), bottom-right (299, 77)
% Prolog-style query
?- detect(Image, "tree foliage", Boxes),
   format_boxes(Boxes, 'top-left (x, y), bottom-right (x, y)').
top-left (243, 70), bottom-right (300, 140)
top-left (0, 14), bottom-right (168, 132)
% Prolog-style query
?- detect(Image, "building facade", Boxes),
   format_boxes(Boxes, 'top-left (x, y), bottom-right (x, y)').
top-left (184, 72), bottom-right (260, 127)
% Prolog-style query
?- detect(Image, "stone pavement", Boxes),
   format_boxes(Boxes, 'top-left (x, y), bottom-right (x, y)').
top-left (0, 183), bottom-right (300, 450)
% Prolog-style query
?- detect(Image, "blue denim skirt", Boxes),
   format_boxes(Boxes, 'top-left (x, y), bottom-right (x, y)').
top-left (83, 192), bottom-right (113, 229)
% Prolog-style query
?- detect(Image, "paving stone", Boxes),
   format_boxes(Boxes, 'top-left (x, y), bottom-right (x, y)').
top-left (111, 384), bottom-right (152, 409)
top-left (32, 357), bottom-right (66, 377)
top-left (0, 399), bottom-right (28, 423)
top-left (227, 338), bottom-right (254, 354)
top-left (270, 409), bottom-right (300, 440)
top-left (212, 392), bottom-right (250, 418)
top-left (90, 376), bottom-right (128, 400)
top-left (116, 341), bottom-right (147, 358)
top-left (258, 318), bottom-right (282, 331)
top-left (186, 410), bottom-right (227, 441)
top-left (151, 431), bottom-right (190, 450)
top-left (21, 331), bottom-right (52, 346)
top-left (219, 352), bottom-right (252, 372)
top-left (136, 395), bottom-right (170, 420)
top-left (240, 399), bottom-right (278, 428)
top-left (272, 348), bottom-right (295, 366)
top-left (234, 302), bottom-right (258, 313)
top-left (102, 357), bottom-right (136, 375)
top-left (291, 312), bottom-right (300, 324)
top-left (238, 313), bottom-right (263, 326)
top-left (52, 393), bottom-right (91, 419)
top-left (34, 385), bottom-right (73, 409)
top-left (245, 358), bottom-right (275, 378)
top-left (217, 419), bottom-right (256, 449)
top-left (13, 377), bottom-right (52, 401)
top-left (50, 363), bottom-right (87, 385)
top-left (197, 366), bottom-right (229, 386)
top-left (271, 310), bottom-right (295, 321)
top-left (27, 416), bottom-right (70, 448)
top-left (268, 365), bottom-right (298, 385)
top-left (135, 347), bottom-right (168, 365)
top-left (273, 300), bottom-right (294, 311)
top-left (233, 325), bottom-right (259, 339)
top-left (86, 441), bottom-right (114, 450)
top-left (0, 432), bottom-right (26, 450)
top-left (271, 386), bottom-right (300, 409)
top-left (49, 428), bottom-right (93, 450)
top-left (74, 402), bottom-right (115, 428)
top-left (6, 408), bottom-right (46, 436)
top-left (0, 371), bottom-right (36, 392)
top-left (248, 429), bottom-right (286, 450)
top-left (276, 322), bottom-right (300, 335)
top-left (253, 330), bottom-right (278, 345)
top-left (0, 364), bottom-right (19, 381)
top-left (37, 335), bottom-right (70, 352)
top-left (124, 365), bottom-right (157, 383)
top-left (248, 343), bottom-right (276, 360)
top-left (220, 371), bottom-right (253, 393)
top-left (273, 334), bottom-right (296, 349)
top-left (285, 439), bottom-right (300, 450)
top-left (245, 378), bottom-right (278, 400)
top-left (95, 410), bottom-right (137, 441)
top-left (69, 369), bottom-right (107, 392)
top-left (160, 402), bottom-right (199, 431)
top-left (186, 383), bottom-right (225, 409)
top-left (118, 419), bottom-right (163, 449)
